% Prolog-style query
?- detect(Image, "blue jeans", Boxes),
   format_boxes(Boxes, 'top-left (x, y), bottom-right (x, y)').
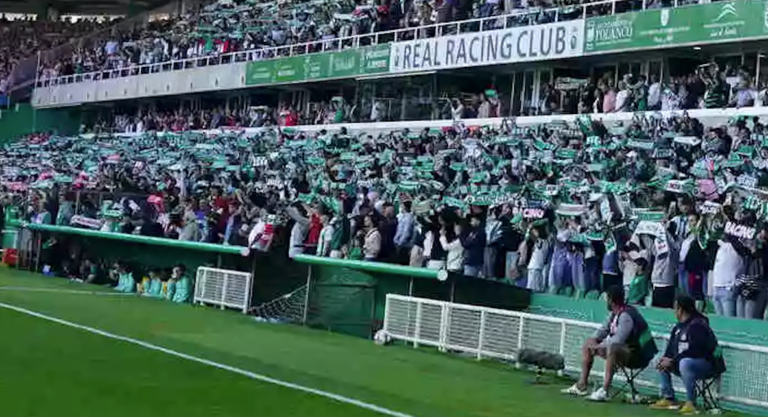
top-left (464, 265), bottom-right (480, 278)
top-left (526, 268), bottom-right (546, 293)
top-left (659, 358), bottom-right (713, 403)
top-left (678, 265), bottom-right (688, 295)
top-left (713, 287), bottom-right (736, 317)
top-left (505, 252), bottom-right (519, 281)
top-left (736, 289), bottom-right (768, 319)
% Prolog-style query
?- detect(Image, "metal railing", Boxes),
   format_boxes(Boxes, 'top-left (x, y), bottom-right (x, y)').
top-left (383, 293), bottom-right (768, 410)
top-left (34, 0), bottom-right (700, 88)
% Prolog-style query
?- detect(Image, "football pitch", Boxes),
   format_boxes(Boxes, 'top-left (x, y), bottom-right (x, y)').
top-left (0, 269), bottom-right (739, 417)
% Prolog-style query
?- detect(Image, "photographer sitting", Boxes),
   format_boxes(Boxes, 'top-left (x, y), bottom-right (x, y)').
top-left (651, 295), bottom-right (725, 414)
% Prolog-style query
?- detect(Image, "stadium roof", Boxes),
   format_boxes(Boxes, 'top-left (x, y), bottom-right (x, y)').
top-left (1, 0), bottom-right (171, 15)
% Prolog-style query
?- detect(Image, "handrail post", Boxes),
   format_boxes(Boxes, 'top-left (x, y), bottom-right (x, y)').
top-left (302, 265), bottom-right (312, 325)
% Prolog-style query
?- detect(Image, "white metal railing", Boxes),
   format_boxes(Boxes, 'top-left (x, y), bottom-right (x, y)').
top-left (383, 294), bottom-right (768, 410)
top-left (194, 266), bottom-right (253, 313)
top-left (34, 0), bottom-right (698, 88)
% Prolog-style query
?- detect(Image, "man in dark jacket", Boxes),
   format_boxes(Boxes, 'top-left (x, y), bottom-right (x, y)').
top-left (378, 203), bottom-right (398, 263)
top-left (651, 295), bottom-right (724, 414)
top-left (461, 215), bottom-right (485, 277)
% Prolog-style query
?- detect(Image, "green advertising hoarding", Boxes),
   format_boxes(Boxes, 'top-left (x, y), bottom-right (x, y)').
top-left (585, 0), bottom-right (768, 53)
top-left (245, 44), bottom-right (390, 86)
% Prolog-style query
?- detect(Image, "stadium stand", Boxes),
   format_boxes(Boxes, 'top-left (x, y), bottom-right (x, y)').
top-left (0, 16), bottom-right (113, 93)
top-left (4, 2), bottom-right (768, 415)
top-left (31, 0), bottom-right (711, 87)
top-left (80, 62), bottom-right (760, 131)
top-left (32, 0), bottom-right (646, 83)
top-left (4, 105), bottom-right (768, 320)
top-left (3, 0), bottom-right (768, 387)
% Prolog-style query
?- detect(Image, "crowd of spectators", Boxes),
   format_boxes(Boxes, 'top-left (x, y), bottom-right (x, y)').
top-left (91, 106), bottom-right (280, 134)
top-left (0, 16), bottom-right (112, 92)
top-left (82, 100), bottom-right (361, 133)
top-left (5, 108), bottom-right (768, 321)
top-left (569, 65), bottom-right (764, 115)
top-left (436, 65), bottom-right (766, 120)
top-left (84, 62), bottom-right (764, 133)
top-left (35, 0), bottom-right (711, 83)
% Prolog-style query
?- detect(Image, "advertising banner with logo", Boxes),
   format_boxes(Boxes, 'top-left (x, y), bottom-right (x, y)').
top-left (245, 44), bottom-right (390, 86)
top-left (388, 20), bottom-right (584, 73)
top-left (584, 0), bottom-right (768, 53)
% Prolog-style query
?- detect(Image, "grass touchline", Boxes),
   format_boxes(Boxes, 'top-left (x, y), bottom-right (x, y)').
top-left (0, 301), bottom-right (419, 417)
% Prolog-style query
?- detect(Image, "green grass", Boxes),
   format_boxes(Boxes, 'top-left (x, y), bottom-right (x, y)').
top-left (0, 308), bottom-right (382, 417)
top-left (0, 268), bottom-right (743, 417)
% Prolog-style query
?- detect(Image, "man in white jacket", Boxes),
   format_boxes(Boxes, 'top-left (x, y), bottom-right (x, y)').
top-left (316, 213), bottom-right (334, 257)
top-left (711, 236), bottom-right (747, 317)
top-left (286, 204), bottom-right (309, 259)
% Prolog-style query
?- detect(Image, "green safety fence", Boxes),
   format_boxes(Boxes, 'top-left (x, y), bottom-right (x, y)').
top-left (530, 293), bottom-right (768, 347)
top-left (294, 254), bottom-right (531, 338)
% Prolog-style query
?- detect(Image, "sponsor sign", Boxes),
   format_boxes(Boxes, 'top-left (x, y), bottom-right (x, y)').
top-left (245, 44), bottom-right (390, 86)
top-left (585, 0), bottom-right (768, 53)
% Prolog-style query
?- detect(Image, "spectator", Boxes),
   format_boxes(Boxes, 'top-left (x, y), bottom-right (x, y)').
top-left (362, 213), bottom-right (382, 261)
top-left (379, 203), bottom-right (399, 262)
top-left (393, 200), bottom-right (415, 265)
top-left (648, 74), bottom-right (662, 111)
top-left (699, 63), bottom-right (728, 109)
top-left (614, 81), bottom-right (630, 113)
top-left (711, 235), bottom-right (746, 317)
top-left (650, 228), bottom-right (678, 309)
top-left (679, 213), bottom-right (708, 307)
top-left (451, 98), bottom-right (464, 121)
top-left (602, 84), bottom-right (616, 113)
top-left (315, 213), bottom-right (334, 257)
top-left (651, 295), bottom-right (724, 414)
top-left (440, 222), bottom-right (465, 273)
top-left (735, 225), bottom-right (768, 319)
top-left (526, 223), bottom-right (551, 292)
top-left (287, 203), bottom-right (310, 258)
top-left (462, 215), bottom-right (486, 277)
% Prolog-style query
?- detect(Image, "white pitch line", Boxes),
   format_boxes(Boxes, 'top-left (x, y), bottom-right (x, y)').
top-left (0, 302), bottom-right (417, 417)
top-left (0, 286), bottom-right (133, 296)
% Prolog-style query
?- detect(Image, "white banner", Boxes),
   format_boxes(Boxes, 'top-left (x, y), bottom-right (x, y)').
top-left (389, 20), bottom-right (584, 73)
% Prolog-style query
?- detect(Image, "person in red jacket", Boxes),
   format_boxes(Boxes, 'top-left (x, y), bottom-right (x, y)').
top-left (306, 211), bottom-right (322, 252)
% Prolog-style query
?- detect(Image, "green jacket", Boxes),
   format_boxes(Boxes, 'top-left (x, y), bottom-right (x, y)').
top-left (115, 272), bottom-right (135, 293)
top-left (144, 278), bottom-right (164, 298)
top-left (170, 276), bottom-right (193, 303)
top-left (165, 279), bottom-right (176, 301)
